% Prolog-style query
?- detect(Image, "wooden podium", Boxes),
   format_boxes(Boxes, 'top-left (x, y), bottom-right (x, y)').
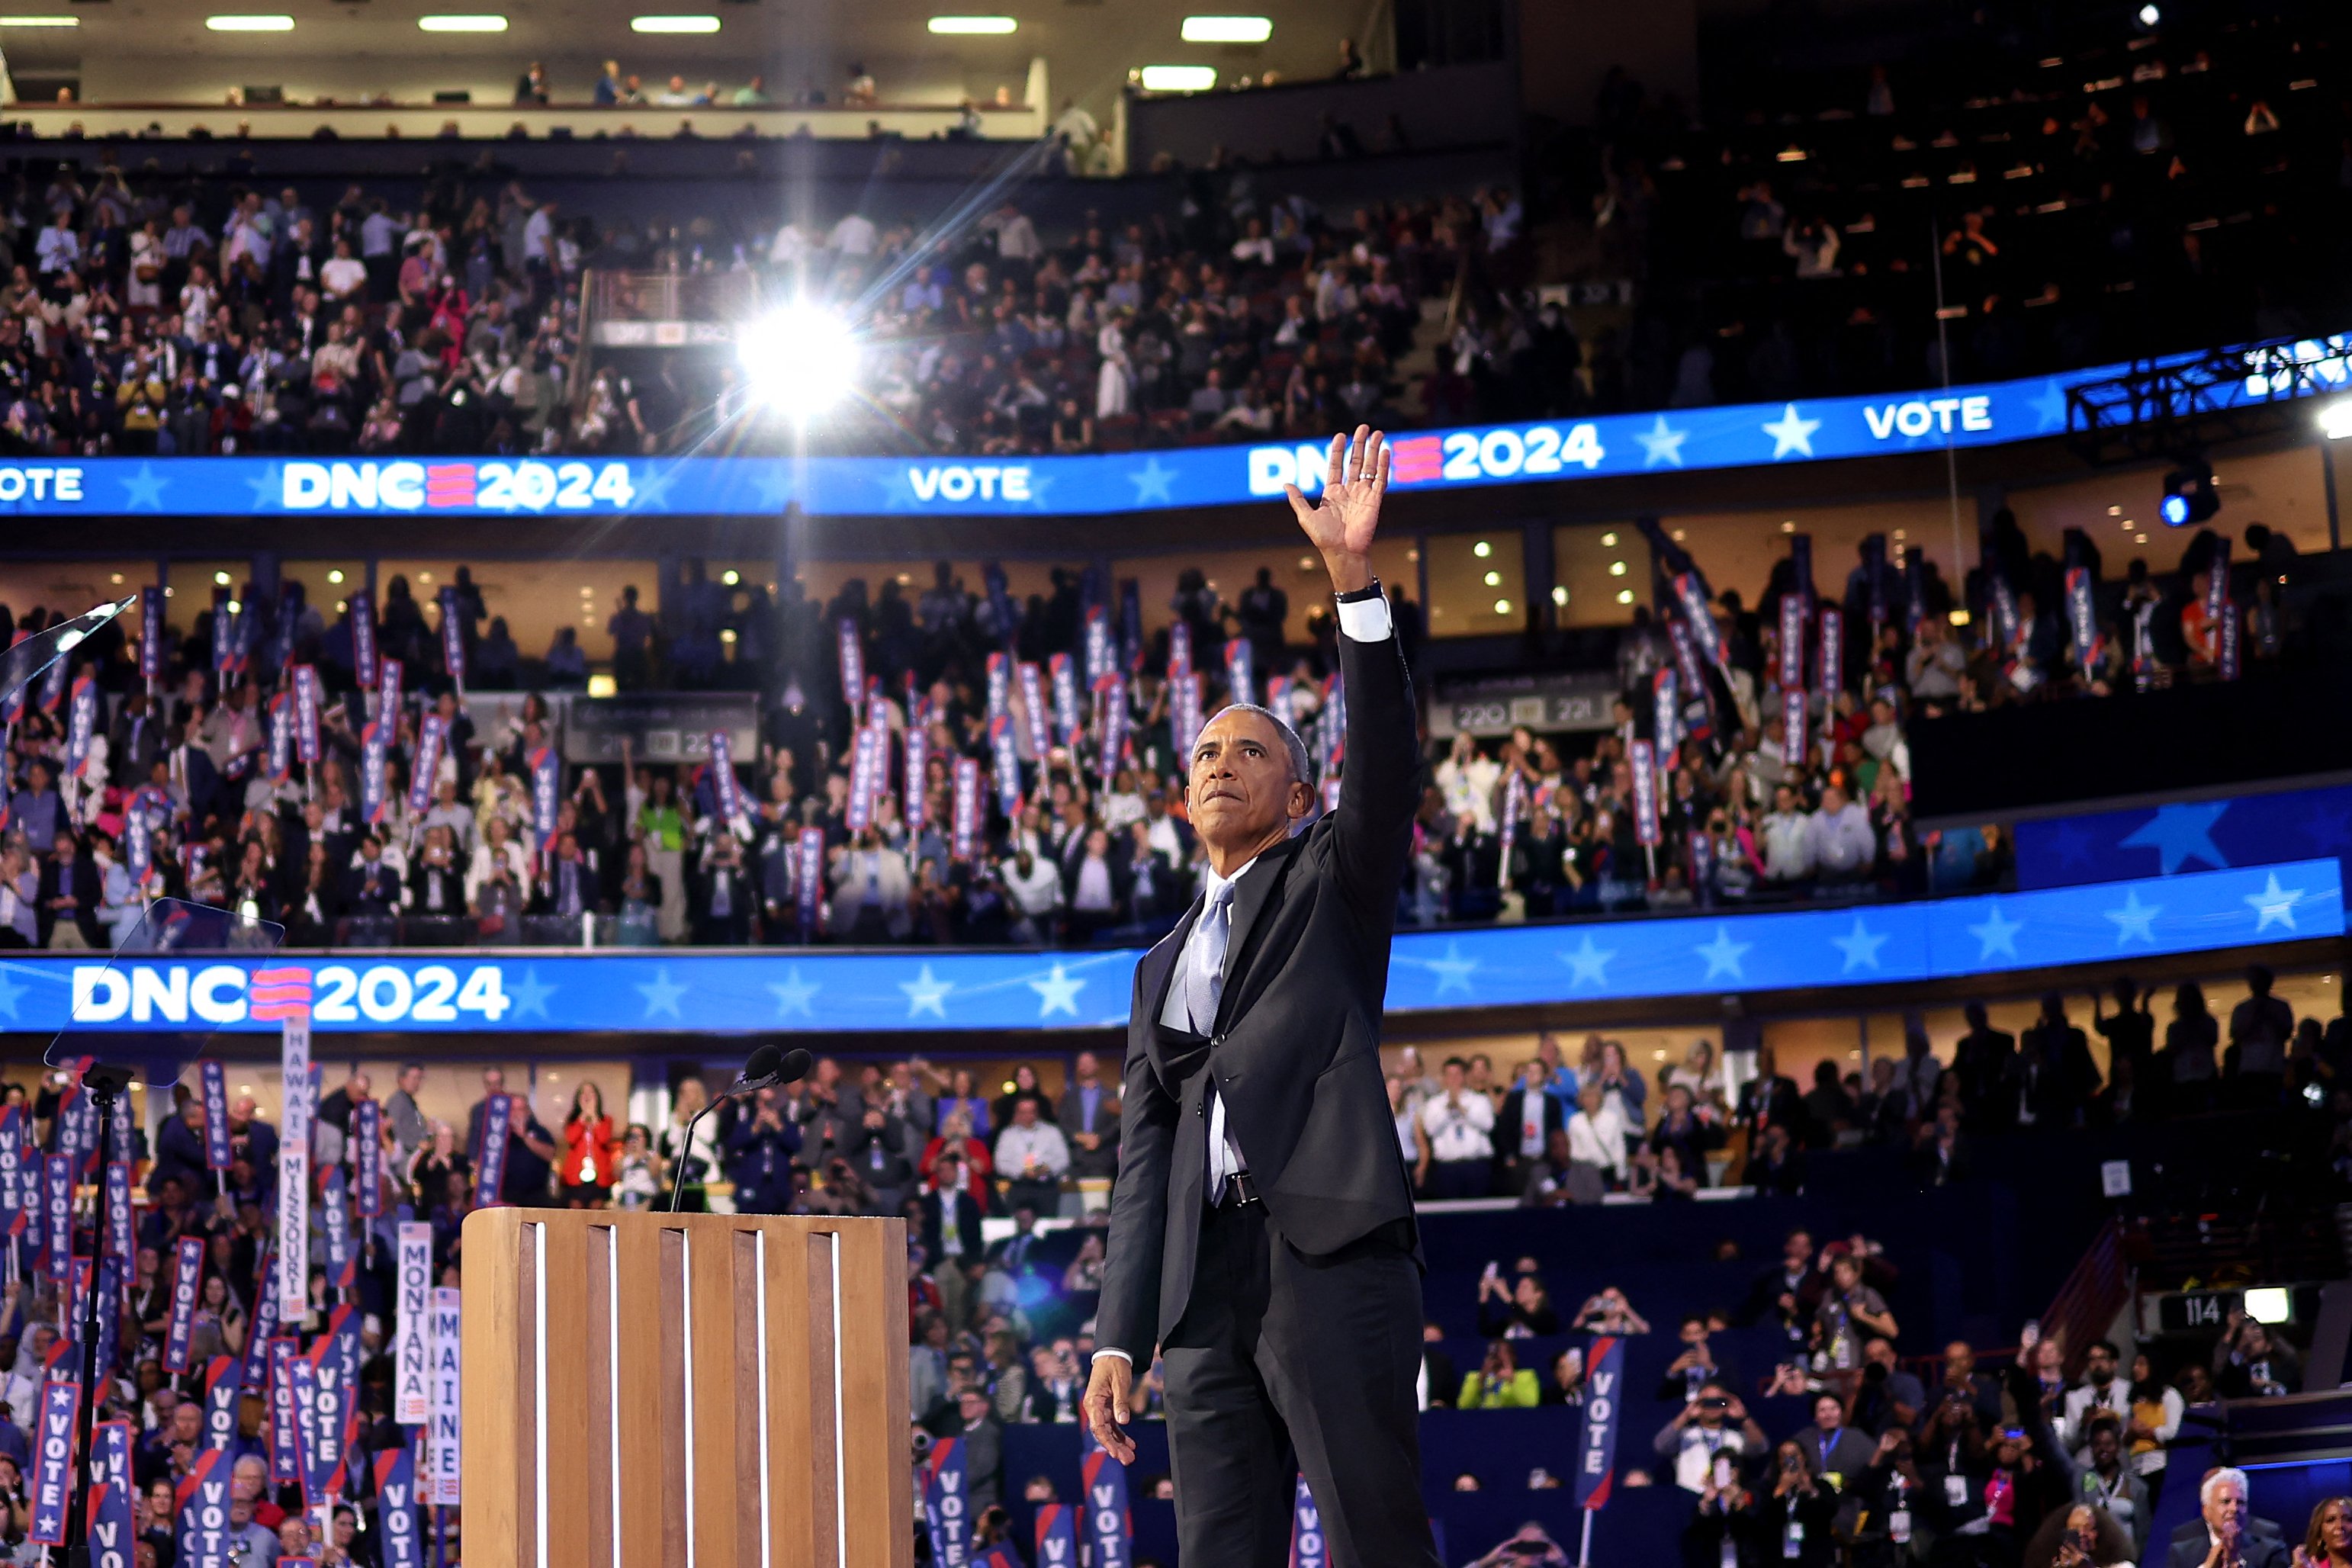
top-left (461, 1210), bottom-right (913, 1568)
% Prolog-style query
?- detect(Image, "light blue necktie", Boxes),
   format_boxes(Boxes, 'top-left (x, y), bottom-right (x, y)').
top-left (1184, 880), bottom-right (1235, 1035)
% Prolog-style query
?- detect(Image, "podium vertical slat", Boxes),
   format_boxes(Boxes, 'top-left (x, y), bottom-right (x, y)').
top-left (763, 1212), bottom-right (821, 1568)
top-left (807, 1229), bottom-right (845, 1567)
top-left (461, 1209), bottom-right (528, 1568)
top-left (612, 1216), bottom-right (671, 1568)
top-left (689, 1219), bottom-right (747, 1568)
top-left (584, 1223), bottom-right (617, 1568)
top-left (837, 1223), bottom-right (913, 1563)
top-left (540, 1218), bottom-right (593, 1568)
top-left (728, 1230), bottom-right (767, 1565)
top-left (657, 1225), bottom-right (693, 1567)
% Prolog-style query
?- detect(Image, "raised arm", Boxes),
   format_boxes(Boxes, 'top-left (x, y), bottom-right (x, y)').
top-left (1287, 426), bottom-right (1418, 913)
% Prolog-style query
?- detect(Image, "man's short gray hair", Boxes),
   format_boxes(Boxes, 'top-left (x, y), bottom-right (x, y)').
top-left (1203, 702), bottom-right (1313, 785)
top-left (2202, 1467), bottom-right (2249, 1509)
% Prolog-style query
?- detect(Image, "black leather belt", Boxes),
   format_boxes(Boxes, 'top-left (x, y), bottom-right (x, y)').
top-left (1221, 1171), bottom-right (1262, 1207)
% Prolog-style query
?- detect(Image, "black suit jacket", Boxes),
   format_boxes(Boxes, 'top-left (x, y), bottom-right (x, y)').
top-left (919, 1187), bottom-right (985, 1265)
top-left (2167, 1518), bottom-right (2289, 1568)
top-left (1097, 618), bottom-right (1419, 1358)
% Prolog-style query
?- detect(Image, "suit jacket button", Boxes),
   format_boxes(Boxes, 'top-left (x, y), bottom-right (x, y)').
top-left (1211, 1034), bottom-right (1224, 1048)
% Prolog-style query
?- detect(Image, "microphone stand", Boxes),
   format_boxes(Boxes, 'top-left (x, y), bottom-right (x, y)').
top-left (665, 1094), bottom-right (724, 1214)
top-left (63, 1064), bottom-right (130, 1565)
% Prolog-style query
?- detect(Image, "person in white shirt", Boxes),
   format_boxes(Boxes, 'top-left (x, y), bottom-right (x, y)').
top-left (1653, 1381), bottom-right (1768, 1492)
top-left (982, 202), bottom-right (1041, 263)
top-left (2059, 1339), bottom-right (2132, 1452)
top-left (320, 238), bottom-right (369, 303)
top-left (1436, 733), bottom-right (1500, 833)
top-left (994, 1098), bottom-right (1070, 1216)
top-left (1000, 847), bottom-right (1063, 941)
top-left (828, 210), bottom-right (878, 258)
top-left (1759, 782), bottom-right (1815, 882)
top-left (1564, 1082), bottom-right (1630, 1190)
top-left (1419, 1057), bottom-right (1496, 1198)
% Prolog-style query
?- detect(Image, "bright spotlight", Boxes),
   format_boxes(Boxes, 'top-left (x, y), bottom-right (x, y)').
top-left (2136, 2), bottom-right (2159, 24)
top-left (738, 304), bottom-right (860, 423)
top-left (2322, 400), bottom-right (2352, 441)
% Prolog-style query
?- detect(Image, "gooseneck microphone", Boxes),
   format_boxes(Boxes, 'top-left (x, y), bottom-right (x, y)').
top-left (665, 1045), bottom-right (816, 1211)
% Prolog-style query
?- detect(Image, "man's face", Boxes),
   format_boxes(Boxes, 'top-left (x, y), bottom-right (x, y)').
top-left (2206, 1478), bottom-right (2246, 1534)
top-left (402, 1066), bottom-right (424, 1094)
top-left (1785, 1232), bottom-right (1812, 1266)
top-left (1441, 1062), bottom-right (1465, 1092)
top-left (1187, 708), bottom-right (1306, 853)
top-left (1014, 1100), bottom-right (1038, 1127)
top-left (2087, 1345), bottom-right (2116, 1385)
top-left (1075, 1052), bottom-right (1097, 1082)
top-left (2090, 1425), bottom-right (2119, 1469)
top-left (1865, 1339), bottom-right (1896, 1374)
top-left (1946, 1343), bottom-right (1976, 1382)
top-left (1814, 1396), bottom-right (1842, 1433)
top-left (483, 1069), bottom-right (506, 1096)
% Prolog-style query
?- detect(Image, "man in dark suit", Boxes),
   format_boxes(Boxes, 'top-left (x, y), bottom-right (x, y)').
top-left (1085, 429), bottom-right (1440, 1568)
top-left (1056, 1050), bottom-right (1121, 1183)
top-left (1952, 1001), bottom-right (2019, 1132)
top-left (2165, 1467), bottom-right (2289, 1568)
top-left (1492, 1060), bottom-right (1568, 1196)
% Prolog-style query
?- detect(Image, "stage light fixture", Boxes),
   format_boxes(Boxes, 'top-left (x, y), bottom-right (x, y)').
top-left (1139, 65), bottom-right (1216, 92)
top-left (2321, 400), bottom-right (2352, 441)
top-left (2158, 456), bottom-right (2218, 527)
top-left (738, 303), bottom-right (860, 423)
top-left (2137, 2), bottom-right (2159, 24)
top-left (1181, 15), bottom-right (1271, 43)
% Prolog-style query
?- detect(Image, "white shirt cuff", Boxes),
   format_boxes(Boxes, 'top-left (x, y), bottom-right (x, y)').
top-left (1335, 593), bottom-right (1393, 643)
top-left (1094, 1348), bottom-right (1133, 1364)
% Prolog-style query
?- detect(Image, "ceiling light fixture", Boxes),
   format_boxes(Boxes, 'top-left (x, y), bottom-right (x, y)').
top-left (1180, 15), bottom-right (1271, 43)
top-left (928, 14), bottom-right (1016, 33)
top-left (630, 13), bottom-right (718, 32)
top-left (419, 13), bottom-right (509, 30)
top-left (205, 13), bottom-right (294, 29)
top-left (1139, 64), bottom-right (1216, 92)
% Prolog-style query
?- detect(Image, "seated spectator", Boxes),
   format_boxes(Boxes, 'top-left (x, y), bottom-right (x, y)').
top-left (1655, 1382), bottom-right (1769, 1492)
top-left (1811, 1252), bottom-right (1896, 1370)
top-left (1659, 1315), bottom-right (1735, 1405)
top-left (2024, 1502), bottom-right (2137, 1568)
top-left (2074, 1417), bottom-right (2152, 1563)
top-left (1797, 1391), bottom-right (1875, 1481)
top-left (1458, 1339), bottom-right (1541, 1409)
top-left (1759, 1439), bottom-right (1843, 1566)
top-left (2167, 1467), bottom-right (2289, 1568)
top-left (2212, 1313), bottom-right (2300, 1399)
top-left (1851, 1338), bottom-right (1924, 1435)
top-left (1540, 1347), bottom-right (1586, 1407)
top-left (1476, 1267), bottom-right (1561, 1338)
top-left (1573, 1286), bottom-right (1650, 1336)
top-left (2301, 1497), bottom-right (2352, 1568)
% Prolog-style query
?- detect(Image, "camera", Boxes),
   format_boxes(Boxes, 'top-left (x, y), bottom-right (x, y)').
top-left (1699, 1396), bottom-right (1730, 1411)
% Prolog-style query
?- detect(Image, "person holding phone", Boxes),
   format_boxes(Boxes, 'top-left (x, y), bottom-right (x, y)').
top-left (1655, 1380), bottom-right (1768, 1492)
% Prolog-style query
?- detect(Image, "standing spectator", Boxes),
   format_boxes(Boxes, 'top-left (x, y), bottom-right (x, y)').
top-left (2228, 966), bottom-right (2295, 1109)
top-left (993, 1098), bottom-right (1069, 1217)
top-left (1055, 1052), bottom-right (1120, 1184)
top-left (2017, 993), bottom-right (2102, 1129)
top-left (2164, 982), bottom-right (2222, 1115)
top-left (1492, 1060), bottom-right (1566, 1197)
top-left (1798, 1392), bottom-right (1876, 1479)
top-left (559, 1081), bottom-right (618, 1207)
top-left (2060, 1340), bottom-right (2131, 1450)
top-left (1419, 1056), bottom-right (1497, 1198)
top-left (1654, 1382), bottom-right (1769, 1492)
top-left (2212, 1313), bottom-right (2301, 1398)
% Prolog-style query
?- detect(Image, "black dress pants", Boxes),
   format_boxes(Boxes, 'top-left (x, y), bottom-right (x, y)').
top-left (1162, 1197), bottom-right (1441, 1568)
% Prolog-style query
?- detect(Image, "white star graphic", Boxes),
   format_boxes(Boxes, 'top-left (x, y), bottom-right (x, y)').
top-left (2103, 889), bottom-right (2162, 946)
top-left (246, 462), bottom-right (284, 511)
top-left (508, 966), bottom-right (556, 1021)
top-left (1027, 963), bottom-right (1086, 1019)
top-left (1127, 458), bottom-right (1177, 506)
top-left (1635, 414), bottom-right (1688, 469)
top-left (635, 967), bottom-right (687, 1020)
top-left (767, 966), bottom-right (818, 1019)
top-left (1830, 917), bottom-right (1889, 972)
top-left (628, 462), bottom-right (676, 512)
top-left (901, 964), bottom-right (954, 1019)
top-left (0, 965), bottom-right (25, 1021)
top-left (1558, 934), bottom-right (1616, 988)
top-left (2243, 872), bottom-right (2305, 933)
top-left (1761, 403), bottom-right (1823, 459)
top-left (1967, 902), bottom-right (2023, 960)
top-left (1415, 941), bottom-right (1481, 998)
top-left (120, 463), bottom-right (169, 511)
top-left (750, 461), bottom-right (796, 511)
top-left (2029, 380), bottom-right (2070, 432)
top-left (1694, 924), bottom-right (1752, 982)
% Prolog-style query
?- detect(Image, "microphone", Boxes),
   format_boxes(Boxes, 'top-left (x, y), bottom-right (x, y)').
top-left (667, 1046), bottom-right (816, 1211)
top-left (727, 1043), bottom-right (786, 1097)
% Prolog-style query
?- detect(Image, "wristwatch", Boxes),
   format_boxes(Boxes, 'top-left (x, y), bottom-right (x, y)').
top-left (1335, 577), bottom-right (1383, 604)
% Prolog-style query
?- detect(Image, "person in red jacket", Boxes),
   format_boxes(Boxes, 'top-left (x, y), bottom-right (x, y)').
top-left (561, 1080), bottom-right (619, 1207)
top-left (919, 1107), bottom-right (994, 1210)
